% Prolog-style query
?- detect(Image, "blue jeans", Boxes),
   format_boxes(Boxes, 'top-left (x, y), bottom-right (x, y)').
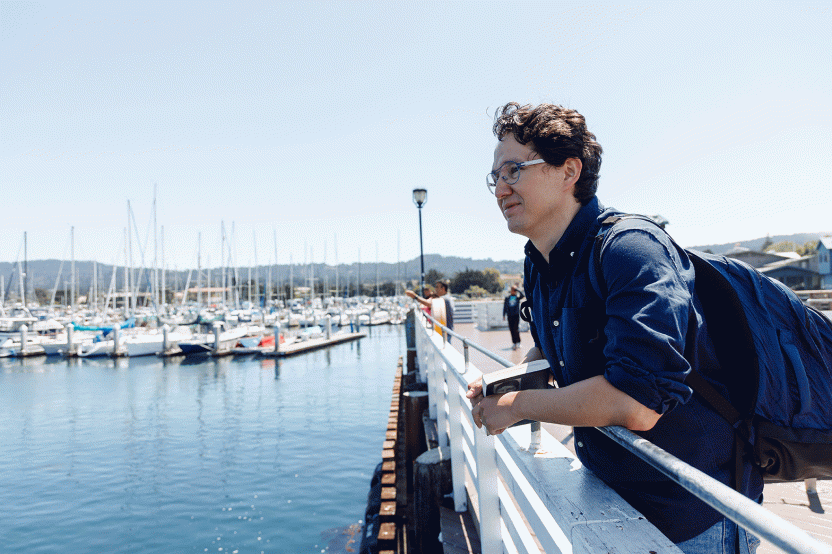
top-left (676, 518), bottom-right (761, 554)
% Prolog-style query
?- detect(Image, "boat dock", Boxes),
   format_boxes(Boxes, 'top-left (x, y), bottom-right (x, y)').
top-left (259, 331), bottom-right (366, 357)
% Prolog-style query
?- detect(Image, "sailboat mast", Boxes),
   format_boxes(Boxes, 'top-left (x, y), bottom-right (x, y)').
top-left (220, 221), bottom-right (227, 307)
top-left (153, 183), bottom-right (158, 307)
top-left (232, 222), bottom-right (239, 309)
top-left (197, 231), bottom-right (203, 306)
top-left (272, 228), bottom-right (278, 304)
top-left (123, 227), bottom-right (129, 316)
top-left (397, 230), bottom-right (401, 296)
top-left (304, 240), bottom-right (308, 302)
top-left (127, 201), bottom-right (134, 312)
top-left (93, 260), bottom-right (97, 313)
top-left (161, 225), bottom-right (165, 308)
top-left (334, 234), bottom-right (339, 299)
top-left (70, 227), bottom-right (75, 314)
top-left (22, 231), bottom-right (28, 306)
top-left (253, 230), bottom-right (259, 307)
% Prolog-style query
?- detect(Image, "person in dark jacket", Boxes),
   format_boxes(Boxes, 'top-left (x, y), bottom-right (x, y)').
top-left (502, 285), bottom-right (522, 350)
top-left (466, 102), bottom-right (762, 553)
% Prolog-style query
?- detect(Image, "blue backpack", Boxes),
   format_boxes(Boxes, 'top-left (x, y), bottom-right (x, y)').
top-left (597, 215), bottom-right (832, 484)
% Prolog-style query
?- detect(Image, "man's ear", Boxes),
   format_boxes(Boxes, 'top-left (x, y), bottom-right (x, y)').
top-left (562, 158), bottom-right (582, 187)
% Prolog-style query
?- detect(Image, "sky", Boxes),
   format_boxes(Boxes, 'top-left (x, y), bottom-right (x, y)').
top-left (2, 1), bottom-right (830, 271)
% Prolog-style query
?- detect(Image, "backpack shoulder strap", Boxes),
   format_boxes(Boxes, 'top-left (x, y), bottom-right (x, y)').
top-left (520, 256), bottom-right (535, 323)
top-left (590, 214), bottom-right (657, 298)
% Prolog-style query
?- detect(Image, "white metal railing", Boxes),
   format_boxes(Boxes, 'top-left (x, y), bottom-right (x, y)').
top-left (412, 308), bottom-right (832, 554)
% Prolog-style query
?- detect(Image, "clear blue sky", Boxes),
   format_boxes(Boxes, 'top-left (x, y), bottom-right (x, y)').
top-left (2, 1), bottom-right (830, 270)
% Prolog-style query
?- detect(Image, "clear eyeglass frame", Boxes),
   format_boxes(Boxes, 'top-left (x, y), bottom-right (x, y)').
top-left (487, 159), bottom-right (546, 195)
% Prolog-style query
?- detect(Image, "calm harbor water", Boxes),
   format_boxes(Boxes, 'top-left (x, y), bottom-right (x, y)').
top-left (0, 324), bottom-right (404, 553)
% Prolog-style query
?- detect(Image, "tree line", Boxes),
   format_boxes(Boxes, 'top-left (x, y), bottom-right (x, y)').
top-left (422, 267), bottom-right (506, 298)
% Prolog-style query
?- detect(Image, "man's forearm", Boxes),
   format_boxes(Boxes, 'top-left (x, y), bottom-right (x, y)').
top-left (510, 375), bottom-right (661, 431)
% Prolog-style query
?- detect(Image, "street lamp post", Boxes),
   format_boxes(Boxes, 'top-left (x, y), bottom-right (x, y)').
top-left (412, 188), bottom-right (427, 293)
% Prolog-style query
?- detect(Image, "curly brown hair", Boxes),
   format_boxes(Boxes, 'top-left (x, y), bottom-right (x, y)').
top-left (493, 102), bottom-right (602, 204)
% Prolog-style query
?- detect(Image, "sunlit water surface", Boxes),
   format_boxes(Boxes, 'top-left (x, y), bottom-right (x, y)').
top-left (0, 325), bottom-right (403, 553)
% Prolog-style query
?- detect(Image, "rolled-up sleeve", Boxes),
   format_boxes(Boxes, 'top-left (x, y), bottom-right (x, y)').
top-left (599, 226), bottom-right (694, 414)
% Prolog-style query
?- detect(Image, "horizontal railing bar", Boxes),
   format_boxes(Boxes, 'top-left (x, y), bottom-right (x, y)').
top-left (419, 308), bottom-right (514, 369)
top-left (600, 426), bottom-right (832, 554)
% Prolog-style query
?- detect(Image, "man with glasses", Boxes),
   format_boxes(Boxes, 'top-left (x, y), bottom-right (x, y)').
top-left (467, 103), bottom-right (762, 553)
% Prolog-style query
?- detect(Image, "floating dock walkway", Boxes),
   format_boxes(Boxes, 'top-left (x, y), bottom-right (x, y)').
top-left (257, 331), bottom-right (366, 358)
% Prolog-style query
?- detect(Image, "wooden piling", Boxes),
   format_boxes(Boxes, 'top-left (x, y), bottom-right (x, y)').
top-left (413, 446), bottom-right (452, 554)
top-left (403, 390), bottom-right (429, 496)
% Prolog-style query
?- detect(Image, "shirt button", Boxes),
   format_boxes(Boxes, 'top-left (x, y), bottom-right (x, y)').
top-left (577, 441), bottom-right (584, 448)
top-left (559, 361), bottom-right (565, 367)
top-left (553, 320), bottom-right (559, 327)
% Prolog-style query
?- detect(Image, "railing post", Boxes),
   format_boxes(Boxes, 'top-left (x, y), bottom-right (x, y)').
top-left (530, 421), bottom-right (542, 452)
top-left (417, 326), bottom-right (428, 384)
top-left (474, 425), bottom-right (501, 552)
top-left (436, 358), bottom-right (449, 448)
top-left (427, 347), bottom-right (438, 420)
top-left (447, 373), bottom-right (467, 513)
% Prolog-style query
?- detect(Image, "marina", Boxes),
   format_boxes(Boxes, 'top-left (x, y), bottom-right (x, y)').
top-left (0, 299), bottom-right (403, 360)
top-left (0, 320), bottom-right (403, 554)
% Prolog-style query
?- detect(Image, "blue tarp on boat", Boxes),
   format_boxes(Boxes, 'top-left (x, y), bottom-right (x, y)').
top-left (73, 317), bottom-right (136, 336)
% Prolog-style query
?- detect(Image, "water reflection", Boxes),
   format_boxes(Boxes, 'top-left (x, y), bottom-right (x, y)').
top-left (0, 325), bottom-right (406, 553)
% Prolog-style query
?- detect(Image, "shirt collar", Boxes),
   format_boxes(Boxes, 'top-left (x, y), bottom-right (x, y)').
top-left (524, 196), bottom-right (603, 270)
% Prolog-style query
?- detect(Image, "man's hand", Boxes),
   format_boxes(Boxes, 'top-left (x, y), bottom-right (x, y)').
top-left (466, 377), bottom-right (484, 407)
top-left (467, 378), bottom-right (520, 435)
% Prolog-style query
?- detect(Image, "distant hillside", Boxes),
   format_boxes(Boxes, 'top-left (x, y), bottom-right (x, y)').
top-left (0, 254), bottom-right (525, 296)
top-left (5, 232), bottom-right (830, 298)
top-left (688, 232), bottom-right (832, 255)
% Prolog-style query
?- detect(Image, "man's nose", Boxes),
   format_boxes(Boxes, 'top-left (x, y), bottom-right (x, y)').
top-left (495, 178), bottom-right (513, 198)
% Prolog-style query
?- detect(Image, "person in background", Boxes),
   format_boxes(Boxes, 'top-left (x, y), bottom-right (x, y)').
top-left (419, 286), bottom-right (435, 315)
top-left (503, 285), bottom-right (522, 350)
top-left (406, 280), bottom-right (454, 341)
top-left (467, 102), bottom-right (762, 553)
top-left (514, 282), bottom-right (525, 301)
top-left (435, 280), bottom-right (454, 333)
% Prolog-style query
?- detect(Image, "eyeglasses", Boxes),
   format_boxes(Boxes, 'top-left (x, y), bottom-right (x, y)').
top-left (487, 159), bottom-right (545, 195)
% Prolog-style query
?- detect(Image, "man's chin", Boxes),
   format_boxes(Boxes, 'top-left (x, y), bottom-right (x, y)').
top-left (505, 218), bottom-right (528, 236)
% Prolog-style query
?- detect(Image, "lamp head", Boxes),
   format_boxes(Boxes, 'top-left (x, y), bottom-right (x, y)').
top-left (412, 188), bottom-right (427, 208)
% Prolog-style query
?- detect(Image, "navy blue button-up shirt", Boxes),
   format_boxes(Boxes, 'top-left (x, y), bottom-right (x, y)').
top-left (523, 196), bottom-right (763, 543)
